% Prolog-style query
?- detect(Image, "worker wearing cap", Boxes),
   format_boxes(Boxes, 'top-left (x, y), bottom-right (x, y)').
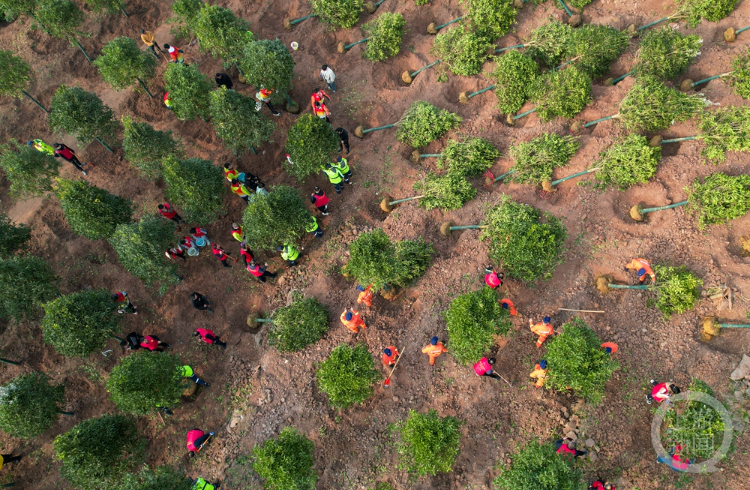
top-left (230, 223), bottom-right (243, 242)
top-left (140, 29), bottom-right (162, 58)
top-left (382, 346), bottom-right (399, 367)
top-left (340, 307), bottom-right (367, 333)
top-left (332, 156), bottom-right (353, 184)
top-left (357, 285), bottom-right (373, 307)
top-left (500, 298), bottom-right (517, 315)
top-left (27, 139), bottom-right (55, 155)
top-left (529, 316), bottom-right (554, 348)
top-left (422, 336), bottom-right (447, 366)
top-left (306, 216), bottom-right (323, 238)
top-left (601, 342), bottom-right (618, 354)
top-left (485, 266), bottom-right (504, 289)
top-left (625, 258), bottom-right (655, 284)
top-left (277, 242), bottom-right (301, 266)
top-left (529, 360), bottom-right (548, 388)
top-left (179, 365), bottom-right (210, 387)
top-left (321, 163), bottom-right (344, 194)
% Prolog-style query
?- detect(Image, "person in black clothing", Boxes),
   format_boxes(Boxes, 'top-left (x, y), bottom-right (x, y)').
top-left (335, 127), bottom-right (350, 154)
top-left (121, 331), bottom-right (143, 350)
top-left (53, 143), bottom-right (87, 175)
top-left (215, 73), bottom-right (233, 90)
top-left (1, 454), bottom-right (22, 466)
top-left (191, 292), bottom-right (213, 313)
top-left (244, 172), bottom-right (261, 189)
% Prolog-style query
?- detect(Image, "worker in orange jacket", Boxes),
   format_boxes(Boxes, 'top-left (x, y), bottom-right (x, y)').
top-left (529, 316), bottom-right (554, 348)
top-left (529, 360), bottom-right (548, 388)
top-left (500, 298), bottom-right (517, 316)
top-left (422, 336), bottom-right (447, 366)
top-left (357, 285), bottom-right (373, 307)
top-left (340, 307), bottom-right (367, 333)
top-left (382, 346), bottom-right (399, 367)
top-left (601, 342), bottom-right (618, 354)
top-left (625, 258), bottom-right (655, 284)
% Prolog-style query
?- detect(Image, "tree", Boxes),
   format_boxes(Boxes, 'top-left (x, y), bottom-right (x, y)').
top-left (118, 467), bottom-right (193, 490)
top-left (361, 12), bottom-right (405, 62)
top-left (397, 409), bottom-right (462, 477)
top-left (310, 0), bottom-right (363, 29)
top-left (652, 265), bottom-right (702, 318)
top-left (0, 256), bottom-right (58, 323)
top-left (431, 25), bottom-right (491, 77)
top-left (54, 414), bottom-right (144, 490)
top-left (107, 351), bottom-right (183, 415)
top-left (593, 134), bottom-right (661, 190)
top-left (86, 0), bottom-right (127, 16)
top-left (391, 237), bottom-right (434, 289)
top-left (526, 20), bottom-right (574, 69)
top-left (697, 107), bottom-right (750, 164)
top-left (493, 440), bottom-right (584, 490)
top-left (239, 39), bottom-right (295, 99)
top-left (489, 51), bottom-right (540, 114)
top-left (530, 66), bottom-right (592, 121)
top-left (687, 172), bottom-right (750, 228)
top-left (510, 134), bottom-right (579, 185)
top-left (110, 215), bottom-right (179, 288)
top-left (664, 379), bottom-right (727, 460)
top-left (163, 63), bottom-right (213, 121)
top-left (445, 286), bottom-right (511, 365)
top-left (94, 37), bottom-right (157, 96)
top-left (436, 137), bottom-right (500, 177)
top-left (268, 296), bottom-right (330, 352)
top-left (193, 4), bottom-right (250, 64)
top-left (0, 49), bottom-right (48, 112)
top-left (566, 23), bottom-right (629, 79)
top-left (56, 179), bottom-right (133, 240)
top-left (412, 172), bottom-right (476, 211)
top-left (49, 85), bottom-right (118, 150)
top-left (466, 0), bottom-right (517, 43)
top-left (251, 427), bottom-right (317, 490)
top-left (162, 155), bottom-right (224, 224)
top-left (632, 27), bottom-right (702, 81)
top-left (0, 0), bottom-right (37, 19)
top-left (122, 116), bottom-right (183, 180)
top-left (242, 185), bottom-right (311, 251)
top-left (0, 372), bottom-right (68, 439)
top-left (396, 101), bottom-right (462, 148)
top-left (728, 49), bottom-right (750, 99)
top-left (170, 0), bottom-right (203, 40)
top-left (617, 75), bottom-right (705, 132)
top-left (209, 88), bottom-right (275, 154)
top-left (0, 139), bottom-right (61, 198)
top-left (34, 0), bottom-right (89, 59)
top-left (0, 214), bottom-right (31, 257)
top-left (677, 0), bottom-right (737, 28)
top-left (316, 344), bottom-right (380, 409)
top-left (545, 318), bottom-right (619, 404)
top-left (284, 114), bottom-right (339, 181)
top-left (42, 289), bottom-right (121, 358)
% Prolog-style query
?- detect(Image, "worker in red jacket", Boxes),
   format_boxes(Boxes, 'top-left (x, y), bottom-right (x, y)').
top-left (473, 357), bottom-right (502, 381)
top-left (194, 328), bottom-right (226, 350)
top-left (589, 480), bottom-right (615, 490)
top-left (247, 261), bottom-right (276, 283)
top-left (158, 203), bottom-right (183, 227)
top-left (165, 245), bottom-right (186, 261)
top-left (140, 334), bottom-right (170, 352)
top-left (190, 227), bottom-right (210, 247)
top-left (211, 243), bottom-right (231, 268)
top-left (647, 379), bottom-right (681, 405)
top-left (484, 266), bottom-right (504, 289)
top-left (186, 429), bottom-right (214, 456)
top-left (53, 143), bottom-right (88, 175)
top-left (555, 438), bottom-right (588, 458)
top-left (239, 243), bottom-right (254, 266)
top-left (310, 186), bottom-right (330, 215)
top-left (112, 291), bottom-right (138, 315)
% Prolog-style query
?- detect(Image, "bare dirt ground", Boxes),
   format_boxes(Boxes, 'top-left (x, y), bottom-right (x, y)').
top-left (0, 0), bottom-right (749, 489)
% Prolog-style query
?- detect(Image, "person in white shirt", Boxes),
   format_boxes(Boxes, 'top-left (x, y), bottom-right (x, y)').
top-left (320, 64), bottom-right (336, 93)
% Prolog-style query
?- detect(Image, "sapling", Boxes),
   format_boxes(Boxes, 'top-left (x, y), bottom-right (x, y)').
top-left (700, 316), bottom-right (750, 341)
top-left (524, 20), bottom-right (574, 69)
top-left (426, 17), bottom-right (463, 35)
top-left (283, 12), bottom-right (318, 30)
top-left (34, 0), bottom-right (91, 61)
top-left (679, 48), bottom-right (750, 99)
top-left (285, 114), bottom-right (340, 180)
top-left (49, 85), bottom-right (118, 151)
top-left (0, 139), bottom-right (60, 198)
top-left (509, 133), bottom-right (579, 185)
top-left (482, 51), bottom-right (539, 114)
top-left (412, 172), bottom-right (476, 211)
top-left (0, 49), bottom-right (47, 112)
top-left (162, 155), bottom-right (224, 224)
top-left (563, 23), bottom-right (629, 79)
top-left (242, 185), bottom-right (312, 251)
top-left (55, 179), bottom-right (133, 240)
top-left (310, 0), bottom-right (363, 29)
top-left (86, 0), bottom-right (128, 17)
top-left (0, 256), bottom-right (58, 324)
top-left (107, 351), bottom-right (183, 415)
top-left (676, 0), bottom-right (737, 28)
top-left (435, 137), bottom-right (500, 176)
top-left (431, 25), bottom-right (492, 77)
top-left (394, 101), bottom-right (462, 147)
top-left (465, 0), bottom-right (517, 43)
top-left (192, 4), bottom-right (250, 65)
top-left (316, 344), bottom-right (380, 409)
top-left (593, 134), bottom-right (661, 190)
top-left (240, 39), bottom-right (296, 107)
top-left (110, 215), bottom-right (179, 288)
top-left (251, 427), bottom-right (317, 490)
top-left (339, 12), bottom-right (405, 62)
top-left (652, 265), bottom-right (702, 317)
top-left (686, 172), bottom-right (750, 228)
top-left (723, 24), bottom-right (750, 43)
top-left (397, 409), bottom-right (462, 477)
top-left (510, 65), bottom-right (591, 123)
top-left (0, 215), bottom-right (31, 257)
top-left (0, 372), bottom-right (69, 439)
top-left (209, 88), bottom-right (276, 155)
top-left (493, 441), bottom-right (585, 490)
top-left (122, 116), bottom-right (183, 180)
top-left (170, 0), bottom-right (203, 40)
top-left (163, 63), bottom-right (213, 121)
top-left (263, 296), bottom-right (330, 352)
top-left (95, 37), bottom-right (157, 97)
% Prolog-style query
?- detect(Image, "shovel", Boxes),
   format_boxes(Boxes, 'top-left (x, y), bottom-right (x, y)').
top-left (384, 344), bottom-right (407, 387)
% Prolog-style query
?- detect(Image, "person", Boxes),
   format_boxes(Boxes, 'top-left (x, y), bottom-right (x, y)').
top-left (473, 356), bottom-right (502, 381)
top-left (589, 480), bottom-right (615, 490)
top-left (500, 298), bottom-right (517, 316)
top-left (163, 91), bottom-right (173, 110)
top-left (555, 438), bottom-right (588, 458)
top-left (306, 216), bottom-right (323, 238)
top-left (112, 291), bottom-right (138, 315)
top-left (601, 342), bottom-right (618, 354)
top-left (194, 328), bottom-right (227, 349)
top-left (230, 222), bottom-right (244, 242)
top-left (332, 156), bottom-right (352, 184)
top-left (485, 266), bottom-right (504, 289)
top-left (180, 236), bottom-right (199, 257)
top-left (247, 261), bottom-right (276, 282)
top-left (121, 331), bottom-right (143, 350)
top-left (340, 307), bottom-right (367, 333)
top-left (277, 242), bottom-right (302, 266)
top-left (231, 178), bottom-right (252, 205)
top-left (191, 227), bottom-right (210, 247)
top-left (255, 182), bottom-right (268, 196)
top-left (53, 143), bottom-right (87, 175)
top-left (0, 453), bottom-right (22, 470)
top-left (310, 187), bottom-right (330, 215)
top-left (211, 243), bottom-right (232, 268)
top-left (192, 477), bottom-right (217, 490)
top-left (529, 316), bottom-right (554, 348)
top-left (657, 444), bottom-right (691, 472)
top-left (335, 127), bottom-right (349, 154)
top-left (191, 292), bottom-right (213, 313)
top-left (140, 29), bottom-right (162, 58)
top-left (223, 162), bottom-right (244, 182)
top-left (529, 360), bottom-right (548, 388)
top-left (186, 429), bottom-right (214, 456)
top-left (322, 163), bottom-right (344, 194)
top-left (382, 346), bottom-right (399, 367)
top-left (357, 285), bottom-right (373, 307)
top-left (422, 336), bottom-right (447, 366)
top-left (180, 365), bottom-right (210, 387)
top-left (320, 65), bottom-right (336, 93)
top-left (158, 203), bottom-right (183, 227)
top-left (647, 379), bottom-right (680, 405)
top-left (625, 258), bottom-right (655, 284)
top-left (141, 334), bottom-right (170, 352)
top-left (239, 243), bottom-right (254, 266)
top-left (313, 101), bottom-right (330, 123)
top-left (311, 87), bottom-right (331, 109)
top-left (215, 73), bottom-right (233, 90)
top-left (27, 139), bottom-right (55, 155)
top-left (166, 245), bottom-right (187, 261)
top-left (245, 172), bottom-right (261, 189)
top-left (256, 87), bottom-right (281, 116)
top-left (164, 44), bottom-right (185, 64)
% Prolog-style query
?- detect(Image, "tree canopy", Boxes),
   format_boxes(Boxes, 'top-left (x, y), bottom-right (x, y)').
top-left (209, 87), bottom-right (275, 154)
top-left (361, 12), bottom-right (406, 62)
top-left (412, 172), bottom-right (476, 211)
top-left (593, 134), bottom-right (661, 190)
top-left (118, 467), bottom-right (193, 490)
top-left (633, 27), bottom-right (702, 81)
top-left (0, 214), bottom-right (31, 257)
top-left (56, 179), bottom-right (133, 240)
top-left (164, 63), bottom-right (213, 121)
top-left (687, 172), bottom-right (750, 228)
top-left (316, 343), bottom-right (380, 409)
top-left (0, 49), bottom-right (31, 99)
top-left (170, 0), bottom-right (203, 40)
top-left (445, 286), bottom-right (511, 364)
top-left (94, 36), bottom-right (157, 92)
top-left (268, 296), bottom-right (330, 352)
top-left (397, 409), bottom-right (462, 477)
top-left (107, 351), bottom-right (184, 415)
top-left (162, 155), bottom-right (225, 224)
top-left (239, 39), bottom-right (295, 97)
top-left (0, 372), bottom-right (67, 439)
top-left (0, 256), bottom-right (58, 323)
top-left (310, 0), bottom-right (363, 29)
top-left (489, 51), bottom-right (540, 114)
top-left (193, 3), bottom-right (250, 64)
top-left (110, 214), bottom-right (180, 288)
top-left (49, 85), bottom-right (119, 147)
top-left (242, 185), bottom-right (311, 251)
top-left (509, 133), bottom-right (579, 185)
top-left (0, 139), bottom-right (60, 198)
top-left (252, 427), bottom-right (317, 490)
top-left (436, 137), bottom-right (500, 177)
top-left (431, 25), bottom-right (491, 77)
top-left (35, 0), bottom-right (87, 42)
top-left (396, 101), bottom-right (461, 148)
top-left (493, 440), bottom-right (584, 490)
top-left (284, 114), bottom-right (340, 181)
top-left (122, 116), bottom-right (183, 180)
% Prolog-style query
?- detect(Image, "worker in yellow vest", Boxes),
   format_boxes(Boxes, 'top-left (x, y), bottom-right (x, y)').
top-left (332, 156), bottom-right (353, 184)
top-left (321, 163), bottom-right (344, 194)
top-left (27, 139), bottom-right (54, 155)
top-left (306, 216), bottom-right (323, 238)
top-left (277, 242), bottom-right (302, 266)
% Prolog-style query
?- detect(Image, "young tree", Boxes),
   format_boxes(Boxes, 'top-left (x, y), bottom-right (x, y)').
top-left (391, 237), bottom-right (434, 289)
top-left (242, 185), bottom-right (311, 251)
top-left (0, 256), bottom-right (58, 323)
top-left (0, 49), bottom-right (48, 112)
top-left (86, 0), bottom-right (128, 16)
top-left (728, 49), bottom-right (750, 99)
top-left (687, 172), bottom-right (750, 228)
top-left (616, 75), bottom-right (706, 132)
top-left (49, 85), bottom-right (118, 151)
top-left (436, 137), bottom-right (500, 177)
top-left (431, 25), bottom-right (491, 77)
top-left (122, 116), bottom-right (183, 180)
top-left (631, 27), bottom-right (702, 81)
top-left (0, 372), bottom-right (68, 439)
top-left (94, 37), bottom-right (157, 96)
top-left (267, 296), bottom-right (330, 352)
top-left (54, 414), bottom-right (145, 489)
top-left (0, 139), bottom-right (61, 198)
top-left (162, 155), bottom-right (224, 224)
top-left (310, 0), bottom-right (363, 29)
top-left (163, 63), bottom-right (213, 121)
top-left (566, 23), bottom-right (629, 79)
top-left (42, 288), bottom-right (122, 358)
top-left (493, 440), bottom-right (585, 490)
top-left (0, 0), bottom-right (38, 19)
top-left (110, 215), bottom-right (179, 288)
top-left (0, 214), bottom-right (31, 257)
top-left (107, 351), bottom-right (183, 415)
top-left (56, 179), bottom-right (133, 240)
top-left (664, 379), bottom-right (727, 460)
top-left (445, 286), bottom-right (511, 365)
top-left (529, 66), bottom-right (592, 121)
top-left (593, 134), bottom-right (661, 190)
top-left (361, 12), bottom-right (406, 62)
top-left (170, 0), bottom-right (203, 40)
top-left (525, 20), bottom-right (574, 69)
top-left (466, 0), bottom-right (517, 43)
top-left (119, 467), bottom-right (193, 490)
top-left (284, 114), bottom-right (339, 181)
top-left (239, 39), bottom-right (295, 100)
top-left (677, 0), bottom-right (737, 28)
top-left (489, 51), bottom-right (540, 114)
top-left (397, 409), bottom-right (462, 477)
top-left (252, 427), bottom-right (317, 490)
top-left (34, 0), bottom-right (90, 61)
top-left (193, 4), bottom-right (250, 64)
top-left (412, 172), bottom-right (476, 211)
top-left (316, 343), bottom-right (380, 409)
top-left (209, 88), bottom-right (276, 154)
top-left (396, 101), bottom-right (462, 148)
top-left (697, 106), bottom-right (750, 164)
top-left (510, 134), bottom-right (579, 185)
top-left (652, 265), bottom-right (702, 318)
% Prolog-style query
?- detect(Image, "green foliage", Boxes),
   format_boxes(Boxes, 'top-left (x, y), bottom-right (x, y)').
top-left (170, 0), bottom-right (203, 40)
top-left (42, 288), bottom-right (121, 358)
top-left (310, 0), bottom-right (363, 29)
top-left (0, 139), bottom-right (60, 198)
top-left (54, 414), bottom-right (144, 490)
top-left (94, 37), bottom-right (157, 92)
top-left (567, 23), bottom-right (628, 79)
top-left (0, 256), bottom-right (57, 322)
top-left (316, 344), bottom-right (380, 409)
top-left (56, 179), bottom-right (132, 240)
top-left (268, 297), bottom-right (330, 352)
top-left (664, 379), bottom-right (726, 460)
top-left (239, 39), bottom-right (295, 97)
top-left (284, 114), bottom-right (340, 181)
top-left (493, 440), bottom-right (585, 490)
top-left (414, 0), bottom-right (431, 4)
top-left (397, 409), bottom-right (462, 477)
top-left (0, 49), bottom-right (31, 98)
top-left (431, 25), bottom-right (491, 77)
top-left (677, 0), bottom-right (737, 28)
top-left (489, 51), bottom-right (540, 114)
top-left (530, 66), bottom-right (592, 121)
top-left (465, 0), bottom-right (517, 42)
top-left (634, 27), bottom-right (702, 81)
top-left (618, 75), bottom-right (705, 132)
top-left (122, 116), bottom-right (182, 180)
top-left (86, 0), bottom-right (125, 15)
top-left (162, 155), bottom-right (225, 224)
top-left (687, 172), bottom-right (750, 227)
top-left (545, 317), bottom-right (619, 404)
top-left (436, 137), bottom-right (500, 176)
top-left (651, 265), bottom-right (702, 318)
top-left (510, 133), bottom-right (579, 184)
top-left (593, 134), bottom-right (660, 190)
top-left (526, 20), bottom-right (573, 69)
top-left (35, 0), bottom-right (86, 41)
top-left (107, 351), bottom-right (183, 415)
top-left (566, 0), bottom-right (591, 7)
top-left (252, 427), bottom-right (317, 490)
top-left (445, 286), bottom-right (511, 365)
top-left (242, 185), bottom-right (311, 251)
top-left (0, 214), bottom-right (31, 257)
top-left (397, 101), bottom-right (461, 148)
top-left (0, 372), bottom-right (66, 439)
top-left (0, 0), bottom-right (37, 18)
top-left (193, 4), bottom-right (250, 64)
top-left (697, 107), bottom-right (750, 164)
top-left (209, 88), bottom-right (275, 154)
top-left (391, 237), bottom-right (434, 288)
top-left (728, 49), bottom-right (750, 99)
top-left (412, 172), bottom-right (476, 211)
top-left (362, 12), bottom-right (405, 62)
top-left (481, 195), bottom-right (567, 283)
top-left (118, 467), bottom-right (193, 490)
top-left (109, 215), bottom-right (179, 287)
top-left (49, 85), bottom-right (118, 146)
top-left (163, 63), bottom-right (213, 121)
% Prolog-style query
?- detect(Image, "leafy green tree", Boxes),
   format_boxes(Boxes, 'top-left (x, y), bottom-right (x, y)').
top-left (545, 318), bottom-right (619, 404)
top-left (412, 172), bottom-right (476, 211)
top-left (397, 101), bottom-right (462, 148)
top-left (310, 0), bottom-right (363, 29)
top-left (697, 107), bottom-right (750, 164)
top-left (118, 467), bottom-right (193, 490)
top-left (107, 351), bottom-right (183, 415)
top-left (209, 88), bottom-right (275, 154)
top-left (268, 296), bottom-right (330, 352)
top-left (110, 215), bottom-right (179, 288)
top-left (526, 20), bottom-right (573, 69)
top-left (530, 66), bottom-right (592, 121)
top-left (632, 27), bottom-right (702, 81)
top-left (56, 179), bottom-right (133, 240)
top-left (164, 63), bottom-right (213, 121)
top-left (397, 409), bottom-right (462, 477)
top-left (0, 49), bottom-right (38, 106)
top-left (42, 289), bottom-right (121, 358)
top-left (162, 155), bottom-right (224, 224)
top-left (566, 24), bottom-right (628, 79)
top-left (510, 133), bottom-right (579, 184)
top-left (170, 0), bottom-right (203, 40)
top-left (316, 344), bottom-right (380, 409)
top-left (436, 137), bottom-right (500, 176)
top-left (34, 0), bottom-right (88, 54)
top-left (0, 0), bottom-right (37, 19)
top-left (86, 0), bottom-right (127, 16)
top-left (664, 379), bottom-right (726, 460)
top-left (193, 4), bottom-right (250, 64)
top-left (0, 214), bottom-right (31, 257)
top-left (617, 75), bottom-right (705, 132)
top-left (0, 139), bottom-right (60, 198)
top-left (652, 265), bottom-right (702, 318)
top-left (677, 0), bottom-right (737, 27)
top-left (593, 134), bottom-right (660, 190)
top-left (242, 185), bottom-right (311, 251)
top-left (49, 85), bottom-right (118, 149)
top-left (445, 286), bottom-right (511, 365)
top-left (687, 172), bottom-right (750, 228)
top-left (54, 414), bottom-right (144, 489)
top-left (94, 37), bottom-right (157, 96)
top-left (122, 116), bottom-right (183, 180)
top-left (392, 237), bottom-right (434, 288)
top-left (252, 427), bottom-right (317, 490)
top-left (362, 12), bottom-right (405, 62)
top-left (284, 114), bottom-right (339, 181)
top-left (0, 372), bottom-right (68, 438)
top-left (239, 39), bottom-right (295, 101)
top-left (728, 49), bottom-right (750, 99)
top-left (431, 25), bottom-right (491, 77)
top-left (489, 51), bottom-right (540, 114)
top-left (493, 440), bottom-right (584, 490)
top-left (0, 256), bottom-right (58, 322)
top-left (465, 0), bottom-right (516, 42)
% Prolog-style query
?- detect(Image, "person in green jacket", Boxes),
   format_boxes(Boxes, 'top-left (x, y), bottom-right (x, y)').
top-left (332, 155), bottom-right (353, 184)
top-left (192, 477), bottom-right (216, 490)
top-left (277, 242), bottom-right (302, 266)
top-left (179, 365), bottom-right (210, 387)
top-left (27, 139), bottom-right (54, 155)
top-left (321, 163), bottom-right (344, 194)
top-left (306, 216), bottom-right (323, 238)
